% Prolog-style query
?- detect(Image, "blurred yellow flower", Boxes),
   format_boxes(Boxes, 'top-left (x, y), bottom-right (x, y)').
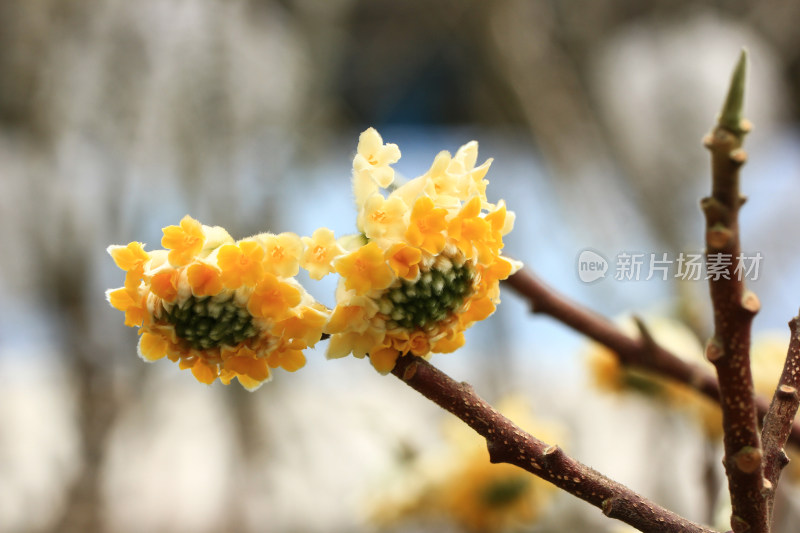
top-left (324, 129), bottom-right (522, 374)
top-left (370, 397), bottom-right (562, 533)
top-left (586, 317), bottom-right (724, 439)
top-left (107, 216), bottom-right (328, 390)
top-left (750, 332), bottom-right (788, 398)
top-left (586, 318), bottom-right (800, 449)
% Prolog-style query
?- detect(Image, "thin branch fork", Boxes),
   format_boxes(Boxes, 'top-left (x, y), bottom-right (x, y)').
top-left (390, 354), bottom-right (718, 533)
top-left (761, 313), bottom-right (800, 520)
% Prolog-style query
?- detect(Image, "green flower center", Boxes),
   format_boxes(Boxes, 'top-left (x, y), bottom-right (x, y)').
top-left (163, 295), bottom-right (257, 350)
top-left (379, 260), bottom-right (474, 330)
top-left (481, 476), bottom-right (530, 507)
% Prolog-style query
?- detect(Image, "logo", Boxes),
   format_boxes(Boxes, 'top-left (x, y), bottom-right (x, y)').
top-left (577, 249), bottom-right (608, 283)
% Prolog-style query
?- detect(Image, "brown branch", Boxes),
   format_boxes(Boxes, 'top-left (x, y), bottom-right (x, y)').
top-left (504, 269), bottom-right (800, 451)
top-left (761, 313), bottom-right (800, 520)
top-left (390, 354), bottom-right (718, 533)
top-left (701, 50), bottom-right (767, 533)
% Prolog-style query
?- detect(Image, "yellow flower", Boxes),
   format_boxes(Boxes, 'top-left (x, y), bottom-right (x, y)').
top-left (222, 348), bottom-right (271, 385)
top-left (386, 242), bottom-right (422, 281)
top-left (107, 218), bottom-right (328, 390)
top-left (186, 262), bottom-right (224, 297)
top-left (369, 397), bottom-right (562, 533)
top-left (334, 241), bottom-right (395, 295)
top-left (161, 215), bottom-right (206, 266)
top-left (353, 127), bottom-right (401, 191)
top-left (406, 196), bottom-right (448, 254)
top-left (106, 286), bottom-right (147, 327)
top-left (260, 232), bottom-right (303, 278)
top-left (300, 228), bottom-right (343, 280)
top-left (108, 241), bottom-right (150, 271)
top-left (247, 273), bottom-right (302, 321)
top-left (217, 240), bottom-right (265, 289)
top-left (425, 150), bottom-right (461, 202)
top-left (108, 241), bottom-right (150, 289)
top-left (328, 129), bottom-right (521, 374)
top-left (368, 346), bottom-right (403, 374)
top-left (360, 194), bottom-right (407, 240)
top-left (448, 196), bottom-right (494, 262)
top-left (275, 306), bottom-right (330, 346)
top-left (149, 269), bottom-right (180, 302)
top-left (326, 294), bottom-right (380, 335)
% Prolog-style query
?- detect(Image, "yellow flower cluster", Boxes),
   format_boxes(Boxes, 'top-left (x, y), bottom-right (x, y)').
top-left (587, 318), bottom-right (800, 473)
top-left (369, 397), bottom-right (561, 533)
top-left (323, 128), bottom-right (521, 373)
top-left (586, 317), bottom-right (724, 438)
top-left (106, 216), bottom-right (328, 390)
top-left (107, 128), bottom-right (520, 385)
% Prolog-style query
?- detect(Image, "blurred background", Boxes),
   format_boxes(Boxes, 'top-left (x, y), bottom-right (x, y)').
top-left (2, 1), bottom-right (800, 532)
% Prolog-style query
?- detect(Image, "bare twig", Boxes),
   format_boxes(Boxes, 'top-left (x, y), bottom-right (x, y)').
top-left (701, 50), bottom-right (767, 533)
top-left (389, 354), bottom-right (718, 533)
top-left (761, 313), bottom-right (800, 520)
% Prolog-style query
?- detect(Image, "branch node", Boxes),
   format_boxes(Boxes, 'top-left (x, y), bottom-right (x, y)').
top-left (707, 224), bottom-right (734, 249)
top-left (729, 148), bottom-right (748, 165)
top-left (487, 439), bottom-right (503, 464)
top-left (705, 338), bottom-right (725, 363)
top-left (632, 315), bottom-right (656, 350)
top-left (601, 496), bottom-right (620, 517)
top-left (700, 196), bottom-right (724, 214)
top-left (731, 515), bottom-right (751, 533)
top-left (777, 384), bottom-right (798, 399)
top-left (542, 444), bottom-right (560, 466)
top-left (401, 360), bottom-right (418, 381)
top-left (733, 446), bottom-right (763, 474)
top-left (459, 381), bottom-right (476, 395)
top-left (760, 478), bottom-right (773, 496)
top-left (779, 449), bottom-right (790, 469)
top-left (741, 290), bottom-right (761, 315)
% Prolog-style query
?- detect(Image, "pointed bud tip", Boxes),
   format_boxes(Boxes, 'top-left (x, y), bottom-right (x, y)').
top-left (717, 48), bottom-right (748, 134)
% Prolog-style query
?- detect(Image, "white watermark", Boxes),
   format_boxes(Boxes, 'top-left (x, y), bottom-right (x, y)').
top-left (576, 250), bottom-right (762, 283)
top-left (576, 249), bottom-right (609, 283)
